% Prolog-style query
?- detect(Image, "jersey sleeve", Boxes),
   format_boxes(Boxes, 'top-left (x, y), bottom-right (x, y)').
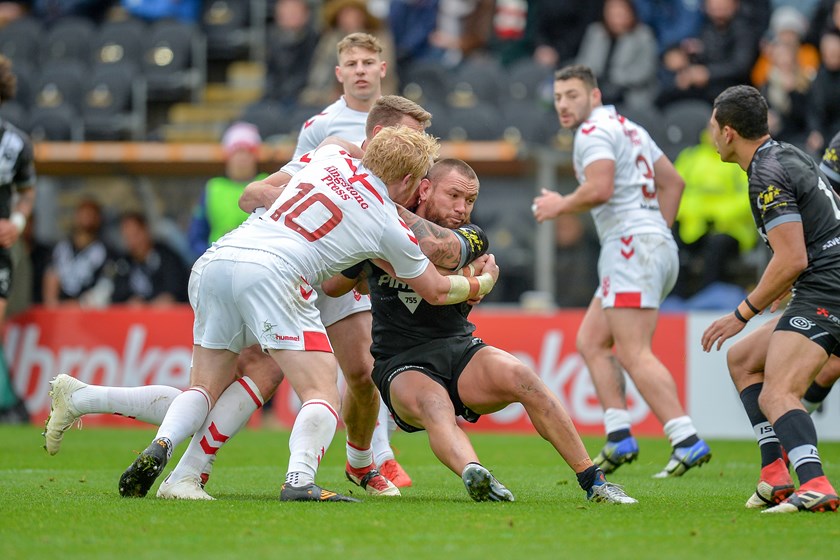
top-left (378, 214), bottom-right (430, 279)
top-left (291, 114), bottom-right (328, 161)
top-left (751, 163), bottom-right (801, 232)
top-left (577, 124), bottom-right (617, 169)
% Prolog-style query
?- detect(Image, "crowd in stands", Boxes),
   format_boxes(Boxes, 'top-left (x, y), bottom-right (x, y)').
top-left (0, 0), bottom-right (839, 309)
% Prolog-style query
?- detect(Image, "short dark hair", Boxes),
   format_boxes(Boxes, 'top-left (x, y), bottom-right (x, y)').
top-left (554, 64), bottom-right (598, 90)
top-left (713, 85), bottom-right (769, 140)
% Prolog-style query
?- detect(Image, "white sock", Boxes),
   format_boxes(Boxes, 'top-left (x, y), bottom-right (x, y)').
top-left (71, 385), bottom-right (181, 424)
top-left (603, 408), bottom-right (632, 435)
top-left (287, 399), bottom-right (338, 486)
top-left (155, 387), bottom-right (212, 449)
top-left (169, 377), bottom-right (264, 482)
top-left (663, 415), bottom-right (698, 447)
top-left (372, 397), bottom-right (395, 465)
top-left (346, 440), bottom-right (374, 469)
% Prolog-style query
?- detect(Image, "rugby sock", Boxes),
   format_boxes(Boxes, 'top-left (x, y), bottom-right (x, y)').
top-left (773, 409), bottom-right (824, 485)
top-left (169, 377), bottom-right (264, 483)
top-left (155, 387), bottom-right (211, 448)
top-left (346, 440), bottom-right (374, 469)
top-left (372, 400), bottom-right (395, 466)
top-left (663, 416), bottom-right (699, 448)
top-left (0, 350), bottom-right (19, 409)
top-left (739, 383), bottom-right (782, 467)
top-left (802, 381), bottom-right (832, 413)
top-left (286, 399), bottom-right (338, 487)
top-left (71, 385), bottom-right (181, 424)
top-left (603, 408), bottom-right (632, 442)
top-left (576, 464), bottom-right (600, 492)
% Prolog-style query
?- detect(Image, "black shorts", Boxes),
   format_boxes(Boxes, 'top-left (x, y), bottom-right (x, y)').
top-left (0, 248), bottom-right (12, 299)
top-left (372, 335), bottom-right (486, 433)
top-left (776, 269), bottom-right (840, 357)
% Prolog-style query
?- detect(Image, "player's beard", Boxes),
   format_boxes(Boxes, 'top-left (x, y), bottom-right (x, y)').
top-left (420, 200), bottom-right (466, 229)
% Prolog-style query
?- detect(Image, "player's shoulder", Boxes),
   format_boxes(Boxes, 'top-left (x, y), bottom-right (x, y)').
top-left (0, 119), bottom-right (32, 146)
top-left (300, 98), bottom-right (346, 132)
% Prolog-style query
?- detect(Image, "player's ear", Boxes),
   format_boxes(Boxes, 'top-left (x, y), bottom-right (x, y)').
top-left (417, 176), bottom-right (432, 201)
top-left (335, 65), bottom-right (343, 83)
top-left (379, 60), bottom-right (387, 78)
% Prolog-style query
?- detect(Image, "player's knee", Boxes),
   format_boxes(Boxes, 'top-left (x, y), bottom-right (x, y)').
top-left (342, 366), bottom-right (375, 392)
top-left (504, 364), bottom-right (544, 397)
top-left (416, 394), bottom-right (456, 424)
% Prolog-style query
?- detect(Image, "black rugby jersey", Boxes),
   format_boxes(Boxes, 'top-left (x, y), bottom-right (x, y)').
top-left (820, 131), bottom-right (840, 193)
top-left (0, 119), bottom-right (35, 219)
top-left (368, 262), bottom-right (475, 359)
top-left (748, 138), bottom-right (840, 276)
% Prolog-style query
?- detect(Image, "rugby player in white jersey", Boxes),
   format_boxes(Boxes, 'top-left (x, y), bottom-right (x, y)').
top-left (43, 98), bottom-right (488, 501)
top-left (532, 64), bottom-right (712, 478)
top-left (116, 125), bottom-right (499, 501)
top-left (240, 32), bottom-right (421, 489)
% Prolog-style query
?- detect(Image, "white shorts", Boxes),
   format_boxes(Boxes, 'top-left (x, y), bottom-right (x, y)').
top-left (314, 286), bottom-right (371, 327)
top-left (192, 246), bottom-right (332, 353)
top-left (595, 233), bottom-right (678, 309)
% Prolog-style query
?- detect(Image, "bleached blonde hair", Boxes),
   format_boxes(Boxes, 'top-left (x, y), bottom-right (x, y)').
top-left (362, 125), bottom-right (439, 186)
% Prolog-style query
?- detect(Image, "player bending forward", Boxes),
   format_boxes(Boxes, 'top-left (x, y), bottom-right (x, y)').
top-left (323, 158), bottom-right (637, 504)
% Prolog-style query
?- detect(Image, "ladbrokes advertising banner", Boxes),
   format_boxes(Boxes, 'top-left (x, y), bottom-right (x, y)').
top-left (6, 306), bottom-right (685, 436)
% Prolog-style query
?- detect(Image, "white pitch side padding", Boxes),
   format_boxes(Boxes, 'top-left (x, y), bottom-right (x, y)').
top-left (686, 312), bottom-right (840, 441)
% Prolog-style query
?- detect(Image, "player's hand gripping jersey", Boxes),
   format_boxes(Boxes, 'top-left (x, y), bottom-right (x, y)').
top-left (573, 105), bottom-right (671, 243)
top-left (217, 144), bottom-right (429, 285)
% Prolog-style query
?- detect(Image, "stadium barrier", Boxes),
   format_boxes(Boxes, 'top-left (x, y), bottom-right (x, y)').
top-left (9, 306), bottom-right (840, 440)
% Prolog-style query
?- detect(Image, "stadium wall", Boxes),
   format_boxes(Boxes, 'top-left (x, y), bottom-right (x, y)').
top-left (7, 307), bottom-right (840, 440)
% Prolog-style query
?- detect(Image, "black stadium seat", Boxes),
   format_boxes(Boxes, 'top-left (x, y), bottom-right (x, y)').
top-left (40, 16), bottom-right (96, 65)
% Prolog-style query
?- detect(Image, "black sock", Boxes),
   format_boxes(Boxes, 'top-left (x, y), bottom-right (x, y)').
top-left (607, 428), bottom-right (631, 443)
top-left (774, 409), bottom-right (824, 485)
top-left (739, 383), bottom-right (782, 467)
top-left (674, 434), bottom-right (699, 448)
top-left (803, 381), bottom-right (832, 405)
top-left (576, 465), bottom-right (601, 492)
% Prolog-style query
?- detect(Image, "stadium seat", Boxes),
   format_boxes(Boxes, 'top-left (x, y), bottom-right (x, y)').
top-left (0, 17), bottom-right (42, 67)
top-left (662, 100), bottom-right (713, 160)
top-left (202, 0), bottom-right (261, 63)
top-left (9, 59), bottom-right (35, 109)
top-left (83, 62), bottom-right (147, 140)
top-left (502, 101), bottom-right (559, 144)
top-left (141, 20), bottom-right (206, 103)
top-left (40, 16), bottom-right (96, 65)
top-left (33, 59), bottom-right (87, 112)
top-left (445, 102), bottom-right (506, 141)
top-left (92, 17), bottom-right (147, 68)
top-left (507, 58), bottom-right (553, 102)
top-left (239, 99), bottom-right (293, 141)
top-left (400, 60), bottom-right (450, 107)
top-left (28, 104), bottom-right (83, 141)
top-left (448, 56), bottom-right (506, 108)
top-left (0, 100), bottom-right (28, 132)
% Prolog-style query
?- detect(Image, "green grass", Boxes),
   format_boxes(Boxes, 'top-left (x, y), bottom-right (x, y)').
top-left (2, 426), bottom-right (839, 559)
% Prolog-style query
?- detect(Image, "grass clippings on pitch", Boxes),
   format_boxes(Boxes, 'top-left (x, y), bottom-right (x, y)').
top-left (1, 426), bottom-right (838, 560)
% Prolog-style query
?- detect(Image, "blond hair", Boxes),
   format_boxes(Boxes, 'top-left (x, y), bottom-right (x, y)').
top-left (336, 32), bottom-right (382, 57)
top-left (365, 95), bottom-right (431, 136)
top-left (362, 125), bottom-right (439, 186)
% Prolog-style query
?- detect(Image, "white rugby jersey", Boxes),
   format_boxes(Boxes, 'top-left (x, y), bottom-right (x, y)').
top-left (218, 144), bottom-right (428, 284)
top-left (573, 105), bottom-right (671, 243)
top-left (281, 96), bottom-right (367, 177)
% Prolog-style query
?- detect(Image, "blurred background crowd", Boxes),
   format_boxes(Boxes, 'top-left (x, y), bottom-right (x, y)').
top-left (0, 0), bottom-right (838, 314)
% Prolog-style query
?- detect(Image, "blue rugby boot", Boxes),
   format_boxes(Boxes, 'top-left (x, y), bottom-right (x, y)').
top-left (593, 436), bottom-right (639, 474)
top-left (653, 439), bottom-right (712, 478)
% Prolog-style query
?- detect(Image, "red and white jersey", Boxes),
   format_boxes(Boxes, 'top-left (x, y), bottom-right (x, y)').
top-left (219, 144), bottom-right (428, 284)
top-left (573, 105), bottom-right (670, 244)
top-left (281, 96), bottom-right (367, 177)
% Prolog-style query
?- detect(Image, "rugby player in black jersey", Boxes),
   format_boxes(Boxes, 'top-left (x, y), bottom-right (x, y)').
top-left (702, 86), bottom-right (840, 513)
top-left (0, 55), bottom-right (35, 424)
top-left (324, 158), bottom-right (637, 504)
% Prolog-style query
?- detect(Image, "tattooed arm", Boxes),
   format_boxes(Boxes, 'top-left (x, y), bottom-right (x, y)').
top-left (397, 205), bottom-right (489, 270)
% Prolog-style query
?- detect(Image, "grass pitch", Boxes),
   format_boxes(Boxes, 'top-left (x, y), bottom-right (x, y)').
top-left (1, 425), bottom-right (838, 560)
